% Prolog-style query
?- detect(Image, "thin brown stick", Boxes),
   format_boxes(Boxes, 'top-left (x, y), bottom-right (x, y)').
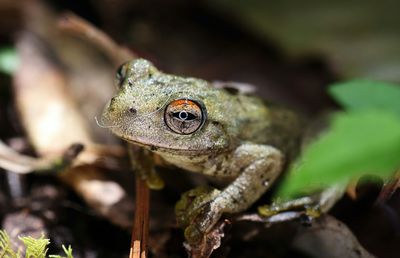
top-left (128, 145), bottom-right (150, 258)
top-left (58, 12), bottom-right (136, 67)
top-left (130, 175), bottom-right (150, 258)
top-left (128, 137), bottom-right (150, 258)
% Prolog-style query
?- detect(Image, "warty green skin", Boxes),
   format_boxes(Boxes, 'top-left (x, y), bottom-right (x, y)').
top-left (101, 59), bottom-right (304, 243)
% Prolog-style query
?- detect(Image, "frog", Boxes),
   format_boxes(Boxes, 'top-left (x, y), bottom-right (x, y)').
top-left (100, 58), bottom-right (344, 245)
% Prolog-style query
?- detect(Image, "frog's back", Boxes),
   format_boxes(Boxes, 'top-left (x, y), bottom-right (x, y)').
top-left (234, 95), bottom-right (305, 161)
top-left (260, 105), bottom-right (305, 160)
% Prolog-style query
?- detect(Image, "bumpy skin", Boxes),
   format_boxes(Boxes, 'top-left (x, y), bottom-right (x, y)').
top-left (101, 59), bottom-right (304, 244)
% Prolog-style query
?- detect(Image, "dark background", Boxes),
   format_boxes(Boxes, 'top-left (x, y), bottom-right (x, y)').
top-left (0, 1), bottom-right (399, 257)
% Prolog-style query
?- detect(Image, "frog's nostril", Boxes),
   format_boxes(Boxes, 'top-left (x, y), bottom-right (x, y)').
top-left (129, 107), bottom-right (137, 114)
top-left (109, 97), bottom-right (117, 107)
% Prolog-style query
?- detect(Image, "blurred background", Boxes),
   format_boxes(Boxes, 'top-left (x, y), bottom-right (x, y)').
top-left (0, 0), bottom-right (399, 257)
top-left (1, 0), bottom-right (400, 116)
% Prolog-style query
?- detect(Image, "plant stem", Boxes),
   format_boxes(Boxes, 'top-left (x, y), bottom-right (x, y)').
top-left (130, 175), bottom-right (150, 258)
top-left (58, 12), bottom-right (136, 67)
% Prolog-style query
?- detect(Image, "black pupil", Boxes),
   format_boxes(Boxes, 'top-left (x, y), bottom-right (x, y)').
top-left (173, 111), bottom-right (196, 121)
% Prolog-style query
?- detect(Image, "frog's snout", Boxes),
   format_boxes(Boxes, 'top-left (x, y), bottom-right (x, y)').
top-left (99, 98), bottom-right (120, 128)
top-left (105, 96), bottom-right (123, 114)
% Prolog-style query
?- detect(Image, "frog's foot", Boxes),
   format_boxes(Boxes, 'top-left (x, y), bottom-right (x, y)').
top-left (175, 186), bottom-right (223, 244)
top-left (259, 184), bottom-right (346, 219)
top-left (258, 196), bottom-right (315, 217)
top-left (258, 198), bottom-right (323, 227)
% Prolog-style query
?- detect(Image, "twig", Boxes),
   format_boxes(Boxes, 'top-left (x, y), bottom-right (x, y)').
top-left (129, 145), bottom-right (150, 258)
top-left (0, 140), bottom-right (83, 174)
top-left (58, 12), bottom-right (136, 67)
top-left (130, 174), bottom-right (150, 258)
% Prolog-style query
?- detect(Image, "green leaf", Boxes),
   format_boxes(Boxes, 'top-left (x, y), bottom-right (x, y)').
top-left (0, 230), bottom-right (18, 258)
top-left (329, 80), bottom-right (400, 116)
top-left (278, 110), bottom-right (400, 198)
top-left (1, 230), bottom-right (73, 258)
top-left (61, 245), bottom-right (73, 258)
top-left (49, 245), bottom-right (73, 258)
top-left (0, 48), bottom-right (18, 75)
top-left (19, 234), bottom-right (49, 258)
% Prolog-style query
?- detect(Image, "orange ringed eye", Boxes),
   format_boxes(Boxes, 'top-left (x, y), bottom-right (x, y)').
top-left (164, 99), bottom-right (206, 135)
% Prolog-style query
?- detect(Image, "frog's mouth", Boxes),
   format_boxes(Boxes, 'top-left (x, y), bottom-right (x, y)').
top-left (99, 113), bottom-right (207, 155)
top-left (119, 135), bottom-right (219, 156)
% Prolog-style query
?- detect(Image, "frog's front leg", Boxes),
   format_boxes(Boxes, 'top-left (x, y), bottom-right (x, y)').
top-left (128, 146), bottom-right (164, 190)
top-left (213, 144), bottom-right (284, 213)
top-left (178, 143), bottom-right (284, 244)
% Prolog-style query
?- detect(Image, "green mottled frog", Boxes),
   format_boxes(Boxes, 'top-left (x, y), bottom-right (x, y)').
top-left (101, 59), bottom-right (341, 244)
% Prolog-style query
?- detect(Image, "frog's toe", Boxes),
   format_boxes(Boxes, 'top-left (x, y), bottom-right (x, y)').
top-left (305, 205), bottom-right (322, 218)
top-left (175, 186), bottom-right (220, 226)
top-left (257, 204), bottom-right (280, 217)
top-left (175, 186), bottom-right (223, 244)
top-left (183, 200), bottom-right (223, 244)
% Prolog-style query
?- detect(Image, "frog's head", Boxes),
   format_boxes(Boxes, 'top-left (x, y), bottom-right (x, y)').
top-left (101, 59), bottom-right (232, 155)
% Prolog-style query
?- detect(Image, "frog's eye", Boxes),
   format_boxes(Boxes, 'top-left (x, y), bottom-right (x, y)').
top-left (115, 63), bottom-right (129, 88)
top-left (164, 99), bottom-right (206, 135)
